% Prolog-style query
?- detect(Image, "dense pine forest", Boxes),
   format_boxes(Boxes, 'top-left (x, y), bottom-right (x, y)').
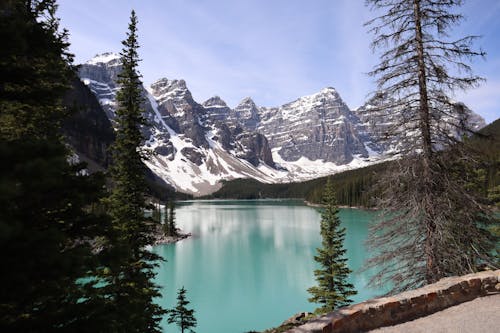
top-left (206, 162), bottom-right (386, 207)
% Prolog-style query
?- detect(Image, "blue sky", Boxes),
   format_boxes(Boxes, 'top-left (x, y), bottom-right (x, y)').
top-left (58, 0), bottom-right (500, 123)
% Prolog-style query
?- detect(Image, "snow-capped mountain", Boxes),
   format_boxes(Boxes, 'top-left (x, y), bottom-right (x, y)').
top-left (257, 87), bottom-right (368, 164)
top-left (78, 53), bottom-right (484, 196)
top-left (354, 92), bottom-right (487, 155)
top-left (79, 54), bottom-right (283, 195)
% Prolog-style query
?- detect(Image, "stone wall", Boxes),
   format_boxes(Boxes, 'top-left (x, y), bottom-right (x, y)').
top-left (286, 269), bottom-right (500, 333)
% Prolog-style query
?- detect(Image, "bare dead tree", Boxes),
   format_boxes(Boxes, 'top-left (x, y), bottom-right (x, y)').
top-left (365, 0), bottom-right (498, 293)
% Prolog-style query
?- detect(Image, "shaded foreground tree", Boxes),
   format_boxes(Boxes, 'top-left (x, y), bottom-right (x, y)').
top-left (103, 10), bottom-right (164, 331)
top-left (308, 178), bottom-right (356, 314)
top-left (0, 0), bottom-right (73, 140)
top-left (0, 0), bottom-right (111, 331)
top-left (167, 287), bottom-right (197, 333)
top-left (365, 0), bottom-right (498, 293)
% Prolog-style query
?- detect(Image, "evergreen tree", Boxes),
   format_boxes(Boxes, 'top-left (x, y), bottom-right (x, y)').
top-left (365, 0), bottom-right (498, 292)
top-left (308, 178), bottom-right (356, 314)
top-left (0, 142), bottom-right (111, 332)
top-left (152, 200), bottom-right (162, 224)
top-left (105, 10), bottom-right (164, 332)
top-left (0, 1), bottom-right (111, 331)
top-left (0, 0), bottom-right (73, 140)
top-left (168, 200), bottom-right (178, 236)
top-left (167, 287), bottom-right (197, 333)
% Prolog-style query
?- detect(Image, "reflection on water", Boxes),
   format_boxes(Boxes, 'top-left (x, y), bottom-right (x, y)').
top-left (153, 200), bottom-right (385, 333)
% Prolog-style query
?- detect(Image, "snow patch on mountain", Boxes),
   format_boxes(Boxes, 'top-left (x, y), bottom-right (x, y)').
top-left (86, 52), bottom-right (120, 65)
top-left (270, 148), bottom-right (382, 182)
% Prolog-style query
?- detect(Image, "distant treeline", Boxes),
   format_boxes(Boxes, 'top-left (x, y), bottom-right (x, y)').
top-left (205, 162), bottom-right (389, 207)
top-left (467, 118), bottom-right (500, 204)
top-left (205, 118), bottom-right (500, 208)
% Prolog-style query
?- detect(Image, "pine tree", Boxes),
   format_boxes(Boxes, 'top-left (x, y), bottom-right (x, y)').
top-left (0, 0), bottom-right (73, 140)
top-left (308, 178), bottom-right (356, 314)
top-left (0, 1), bottom-right (112, 331)
top-left (365, 0), bottom-right (498, 292)
top-left (168, 200), bottom-right (178, 236)
top-left (152, 200), bottom-right (161, 224)
top-left (167, 287), bottom-right (197, 333)
top-left (105, 10), bottom-right (165, 331)
top-left (0, 142), bottom-right (112, 332)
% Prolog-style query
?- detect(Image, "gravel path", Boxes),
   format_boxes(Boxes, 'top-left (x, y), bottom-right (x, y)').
top-left (368, 293), bottom-right (500, 333)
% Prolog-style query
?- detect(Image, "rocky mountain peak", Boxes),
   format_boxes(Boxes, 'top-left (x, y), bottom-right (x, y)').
top-left (149, 77), bottom-right (194, 107)
top-left (318, 86), bottom-right (339, 97)
top-left (78, 53), bottom-right (123, 120)
top-left (149, 77), bottom-right (207, 148)
top-left (202, 96), bottom-right (228, 108)
top-left (150, 77), bottom-right (188, 94)
top-left (297, 87), bottom-right (342, 105)
top-left (257, 86), bottom-right (368, 164)
top-left (233, 97), bottom-right (260, 130)
top-left (237, 97), bottom-right (257, 107)
top-left (202, 96), bottom-right (231, 126)
top-left (86, 52), bottom-right (121, 66)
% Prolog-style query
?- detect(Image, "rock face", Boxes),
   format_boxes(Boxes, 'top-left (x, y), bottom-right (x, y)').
top-left (77, 53), bottom-right (486, 195)
top-left (78, 54), bottom-right (280, 195)
top-left (257, 88), bottom-right (367, 164)
top-left (202, 96), bottom-right (232, 124)
top-left (62, 76), bottom-right (115, 169)
top-left (354, 91), bottom-right (487, 155)
top-left (233, 97), bottom-right (260, 131)
top-left (235, 132), bottom-right (274, 167)
top-left (78, 52), bottom-right (121, 120)
top-left (149, 78), bottom-right (206, 148)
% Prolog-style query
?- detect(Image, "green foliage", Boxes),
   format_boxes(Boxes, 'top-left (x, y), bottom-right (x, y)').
top-left (167, 287), bottom-right (197, 333)
top-left (104, 10), bottom-right (165, 332)
top-left (0, 1), bottom-right (112, 331)
top-left (488, 185), bottom-right (500, 209)
top-left (472, 118), bottom-right (500, 206)
top-left (208, 162), bottom-right (388, 207)
top-left (167, 200), bottom-right (178, 236)
top-left (151, 200), bottom-right (162, 223)
top-left (157, 200), bottom-right (177, 237)
top-left (0, 141), bottom-right (112, 332)
top-left (0, 0), bottom-right (73, 141)
top-left (308, 179), bottom-right (356, 314)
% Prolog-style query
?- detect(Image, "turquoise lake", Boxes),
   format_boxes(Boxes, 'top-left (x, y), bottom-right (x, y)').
top-left (153, 200), bottom-right (386, 333)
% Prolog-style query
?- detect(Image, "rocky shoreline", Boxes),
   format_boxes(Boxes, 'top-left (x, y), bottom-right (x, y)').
top-left (152, 227), bottom-right (192, 245)
top-left (304, 200), bottom-right (373, 210)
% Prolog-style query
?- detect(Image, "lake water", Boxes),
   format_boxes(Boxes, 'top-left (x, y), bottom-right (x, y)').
top-left (153, 200), bottom-right (385, 333)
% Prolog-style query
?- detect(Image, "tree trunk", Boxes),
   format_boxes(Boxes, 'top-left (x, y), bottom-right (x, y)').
top-left (412, 0), bottom-right (433, 161)
top-left (412, 0), bottom-right (438, 284)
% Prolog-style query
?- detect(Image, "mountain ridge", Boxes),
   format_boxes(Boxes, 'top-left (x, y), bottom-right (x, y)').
top-left (77, 52), bottom-right (485, 196)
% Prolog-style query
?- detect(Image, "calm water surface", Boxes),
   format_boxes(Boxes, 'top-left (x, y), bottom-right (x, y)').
top-left (153, 200), bottom-right (385, 333)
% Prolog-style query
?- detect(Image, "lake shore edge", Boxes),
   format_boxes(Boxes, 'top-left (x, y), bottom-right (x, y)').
top-left (303, 200), bottom-right (376, 210)
top-left (153, 227), bottom-right (192, 245)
